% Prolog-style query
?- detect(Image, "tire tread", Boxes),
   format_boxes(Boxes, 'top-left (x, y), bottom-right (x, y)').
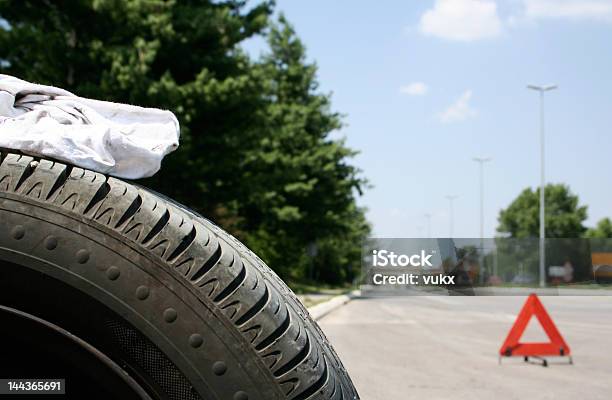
top-left (0, 151), bottom-right (359, 400)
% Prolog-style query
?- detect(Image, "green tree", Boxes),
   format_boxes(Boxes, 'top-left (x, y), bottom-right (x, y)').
top-left (0, 0), bottom-right (273, 223)
top-left (497, 184), bottom-right (587, 238)
top-left (240, 16), bottom-right (369, 281)
top-left (496, 185), bottom-right (591, 283)
top-left (0, 2), bottom-right (370, 284)
top-left (584, 218), bottom-right (612, 258)
top-left (585, 218), bottom-right (612, 238)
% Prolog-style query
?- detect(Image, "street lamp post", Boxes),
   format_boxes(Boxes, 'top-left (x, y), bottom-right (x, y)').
top-left (445, 195), bottom-right (458, 238)
top-left (473, 157), bottom-right (491, 284)
top-left (527, 84), bottom-right (557, 288)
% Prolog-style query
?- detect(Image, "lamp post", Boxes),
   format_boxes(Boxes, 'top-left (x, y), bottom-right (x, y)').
top-left (445, 195), bottom-right (458, 238)
top-left (473, 157), bottom-right (491, 284)
top-left (527, 84), bottom-right (557, 288)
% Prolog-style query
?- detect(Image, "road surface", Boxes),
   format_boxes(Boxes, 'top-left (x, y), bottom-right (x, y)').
top-left (318, 296), bottom-right (612, 400)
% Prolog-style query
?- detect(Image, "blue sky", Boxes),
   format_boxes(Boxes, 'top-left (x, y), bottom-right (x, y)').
top-left (246, 0), bottom-right (612, 238)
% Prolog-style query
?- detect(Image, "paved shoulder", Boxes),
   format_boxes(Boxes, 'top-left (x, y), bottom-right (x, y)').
top-left (318, 296), bottom-right (612, 400)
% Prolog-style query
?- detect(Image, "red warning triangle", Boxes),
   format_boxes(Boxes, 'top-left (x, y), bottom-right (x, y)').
top-left (499, 294), bottom-right (570, 357)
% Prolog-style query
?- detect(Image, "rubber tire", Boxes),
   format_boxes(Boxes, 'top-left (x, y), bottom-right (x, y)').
top-left (0, 152), bottom-right (359, 400)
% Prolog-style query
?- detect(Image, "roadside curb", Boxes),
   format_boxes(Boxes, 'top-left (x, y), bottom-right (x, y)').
top-left (307, 290), bottom-right (360, 321)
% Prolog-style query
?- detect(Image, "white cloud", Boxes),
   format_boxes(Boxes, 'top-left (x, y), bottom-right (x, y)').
top-left (400, 82), bottom-right (429, 96)
top-left (419, 0), bottom-right (502, 41)
top-left (438, 90), bottom-right (477, 123)
top-left (523, 0), bottom-right (612, 21)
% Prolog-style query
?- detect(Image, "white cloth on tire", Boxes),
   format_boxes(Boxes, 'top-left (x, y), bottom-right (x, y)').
top-left (0, 74), bottom-right (179, 179)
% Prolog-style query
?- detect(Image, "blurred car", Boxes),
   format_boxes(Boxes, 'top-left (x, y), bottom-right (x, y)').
top-left (511, 273), bottom-right (536, 284)
top-left (591, 253), bottom-right (612, 284)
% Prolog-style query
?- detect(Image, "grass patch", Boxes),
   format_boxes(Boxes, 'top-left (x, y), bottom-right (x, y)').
top-left (300, 296), bottom-right (333, 308)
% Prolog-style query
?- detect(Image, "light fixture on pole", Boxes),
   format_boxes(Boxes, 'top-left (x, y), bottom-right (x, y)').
top-left (444, 195), bottom-right (458, 238)
top-left (527, 84), bottom-right (557, 288)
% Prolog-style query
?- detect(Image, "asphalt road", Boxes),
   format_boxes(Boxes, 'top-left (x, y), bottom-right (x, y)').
top-left (318, 295), bottom-right (612, 400)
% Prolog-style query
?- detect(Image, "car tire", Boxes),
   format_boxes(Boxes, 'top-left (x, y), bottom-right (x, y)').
top-left (0, 151), bottom-right (358, 400)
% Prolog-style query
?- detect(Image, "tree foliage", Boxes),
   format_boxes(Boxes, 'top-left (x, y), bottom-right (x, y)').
top-left (496, 185), bottom-right (593, 283)
top-left (0, 1), bottom-right (369, 285)
top-left (585, 218), bottom-right (612, 238)
top-left (497, 184), bottom-right (587, 238)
